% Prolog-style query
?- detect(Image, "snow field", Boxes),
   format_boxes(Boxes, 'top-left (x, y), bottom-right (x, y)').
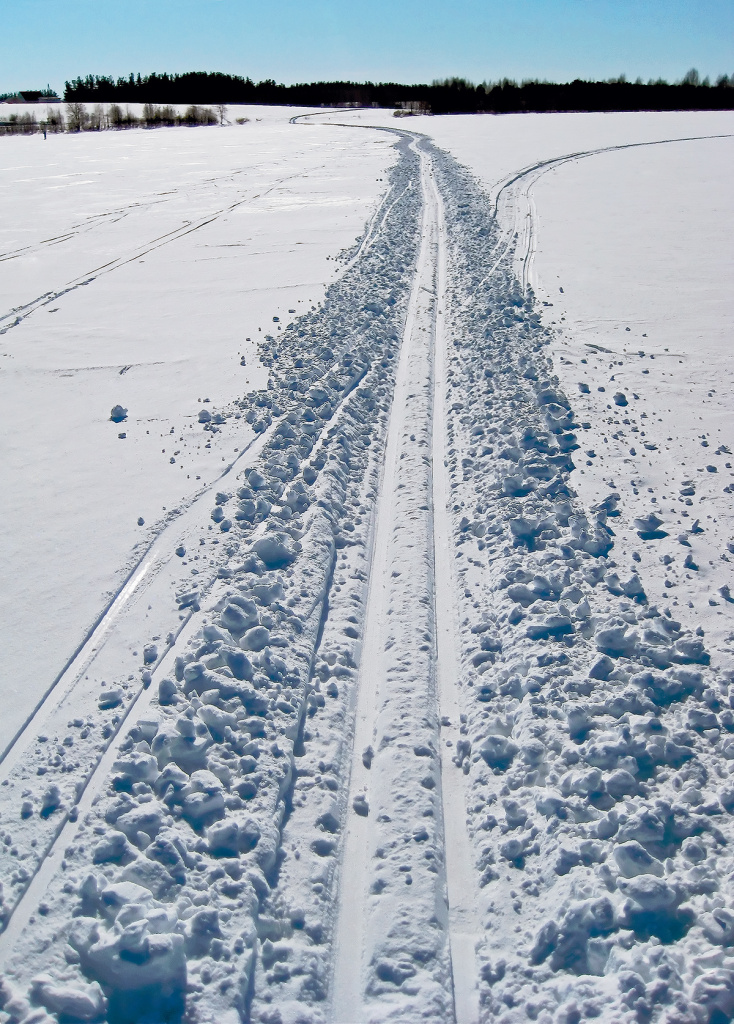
top-left (0, 111), bottom-right (395, 749)
top-left (0, 129), bottom-right (426, 1022)
top-left (0, 111), bottom-right (733, 1024)
top-left (524, 134), bottom-right (734, 653)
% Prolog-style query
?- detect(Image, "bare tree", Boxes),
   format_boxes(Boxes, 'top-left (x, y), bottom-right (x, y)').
top-left (65, 101), bottom-right (88, 132)
top-left (88, 104), bottom-right (105, 130)
top-left (45, 106), bottom-right (64, 132)
top-left (215, 103), bottom-right (227, 125)
top-left (681, 67), bottom-right (700, 86)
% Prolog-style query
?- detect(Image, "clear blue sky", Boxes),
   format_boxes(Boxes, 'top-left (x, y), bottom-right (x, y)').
top-left (3, 0), bottom-right (732, 93)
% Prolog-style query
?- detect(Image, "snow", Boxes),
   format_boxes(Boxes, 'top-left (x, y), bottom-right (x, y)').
top-left (1, 106), bottom-right (734, 1024)
top-left (0, 107), bottom-right (395, 750)
top-left (527, 133), bottom-right (734, 655)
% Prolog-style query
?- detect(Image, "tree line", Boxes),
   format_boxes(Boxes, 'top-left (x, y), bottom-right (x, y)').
top-left (63, 69), bottom-right (734, 113)
top-left (0, 103), bottom-right (225, 136)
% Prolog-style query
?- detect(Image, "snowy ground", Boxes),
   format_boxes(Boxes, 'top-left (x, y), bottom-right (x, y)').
top-left (0, 106), bottom-right (394, 749)
top-left (1, 108), bottom-right (734, 1024)
top-left (526, 133), bottom-right (734, 650)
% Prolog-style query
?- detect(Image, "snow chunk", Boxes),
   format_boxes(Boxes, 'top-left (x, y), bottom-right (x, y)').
top-left (613, 841), bottom-right (664, 877)
top-left (252, 532), bottom-right (298, 568)
top-left (30, 976), bottom-right (106, 1022)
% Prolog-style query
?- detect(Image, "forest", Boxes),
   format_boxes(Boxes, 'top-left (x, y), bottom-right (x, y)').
top-left (63, 69), bottom-right (734, 113)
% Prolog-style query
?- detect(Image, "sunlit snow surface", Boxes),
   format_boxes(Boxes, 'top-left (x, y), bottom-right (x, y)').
top-left (410, 110), bottom-right (734, 649)
top-left (0, 106), bottom-right (395, 748)
top-left (324, 106), bottom-right (734, 654)
top-left (1, 106), bottom-right (734, 1024)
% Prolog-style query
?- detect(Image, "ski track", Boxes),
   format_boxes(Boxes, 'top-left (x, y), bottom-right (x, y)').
top-left (0, 161), bottom-right (411, 936)
top-left (328, 137), bottom-right (479, 1024)
top-left (1, 119), bottom-right (733, 1024)
top-left (0, 166), bottom-right (322, 336)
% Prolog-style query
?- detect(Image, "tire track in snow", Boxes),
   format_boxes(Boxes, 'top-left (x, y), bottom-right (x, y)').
top-left (329, 137), bottom-right (436, 1021)
top-left (428, 154), bottom-right (483, 1024)
top-left (295, 109), bottom-right (485, 1022)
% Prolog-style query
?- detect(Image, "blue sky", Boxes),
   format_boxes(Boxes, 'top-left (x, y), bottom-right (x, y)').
top-left (2, 0), bottom-right (732, 93)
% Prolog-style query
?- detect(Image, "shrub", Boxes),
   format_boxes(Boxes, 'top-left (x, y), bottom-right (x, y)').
top-left (108, 104), bottom-right (138, 128)
top-left (182, 104), bottom-right (217, 125)
top-left (0, 112), bottom-right (38, 135)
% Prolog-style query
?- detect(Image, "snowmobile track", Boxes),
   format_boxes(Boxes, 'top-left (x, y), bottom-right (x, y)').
top-left (0, 166), bottom-right (326, 336)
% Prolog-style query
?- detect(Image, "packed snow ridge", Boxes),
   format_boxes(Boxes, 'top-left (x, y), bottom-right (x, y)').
top-left (1, 124), bottom-right (733, 1024)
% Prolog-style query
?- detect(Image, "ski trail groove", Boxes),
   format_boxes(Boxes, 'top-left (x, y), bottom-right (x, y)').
top-left (0, 612), bottom-right (203, 960)
top-left (330, 137), bottom-right (480, 1024)
top-left (427, 158), bottom-right (482, 1024)
top-left (0, 344), bottom-right (384, 935)
top-left (0, 168), bottom-right (315, 335)
top-left (330, 136), bottom-right (435, 1023)
top-left (0, 414), bottom-right (277, 772)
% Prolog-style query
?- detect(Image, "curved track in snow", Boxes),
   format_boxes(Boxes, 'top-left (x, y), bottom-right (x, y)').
top-left (487, 131), bottom-right (734, 296)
